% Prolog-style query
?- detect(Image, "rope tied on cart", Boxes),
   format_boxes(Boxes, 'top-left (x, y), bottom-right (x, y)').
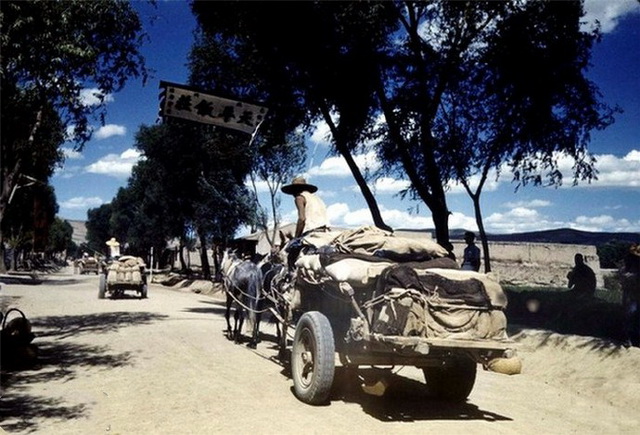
top-left (222, 274), bottom-right (271, 314)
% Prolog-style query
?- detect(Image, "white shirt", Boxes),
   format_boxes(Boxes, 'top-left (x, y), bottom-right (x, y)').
top-left (300, 191), bottom-right (330, 233)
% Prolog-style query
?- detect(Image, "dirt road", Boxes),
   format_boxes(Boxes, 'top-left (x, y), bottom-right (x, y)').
top-left (1, 269), bottom-right (639, 434)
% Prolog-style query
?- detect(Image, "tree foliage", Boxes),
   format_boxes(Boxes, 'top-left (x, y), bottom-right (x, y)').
top-left (250, 132), bottom-right (307, 247)
top-left (85, 122), bottom-right (259, 275)
top-left (190, 1), bottom-right (396, 231)
top-left (47, 218), bottom-right (76, 257)
top-left (401, 1), bottom-right (616, 270)
top-left (1, 0), bottom-right (147, 271)
top-left (191, 0), bottom-right (614, 249)
top-left (86, 203), bottom-right (113, 256)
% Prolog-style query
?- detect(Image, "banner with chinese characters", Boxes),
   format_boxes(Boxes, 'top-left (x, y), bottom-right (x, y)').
top-left (159, 81), bottom-right (268, 135)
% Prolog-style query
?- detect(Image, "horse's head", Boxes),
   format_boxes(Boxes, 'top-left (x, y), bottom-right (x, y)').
top-left (221, 249), bottom-right (239, 276)
top-left (264, 230), bottom-right (294, 266)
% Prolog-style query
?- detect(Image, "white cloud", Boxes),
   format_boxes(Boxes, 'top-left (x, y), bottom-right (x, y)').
top-left (326, 202), bottom-right (350, 222)
top-left (247, 179), bottom-right (271, 194)
top-left (308, 151), bottom-right (381, 178)
top-left (80, 88), bottom-right (114, 107)
top-left (94, 124), bottom-right (127, 140)
top-left (582, 0), bottom-right (640, 33)
top-left (502, 199), bottom-right (552, 208)
top-left (60, 196), bottom-right (104, 210)
top-left (586, 150), bottom-right (640, 188)
top-left (85, 148), bottom-right (142, 178)
top-left (371, 177), bottom-right (411, 194)
top-left (53, 164), bottom-right (83, 179)
top-left (484, 207), bottom-right (560, 233)
top-left (514, 149), bottom-right (640, 189)
top-left (307, 156), bottom-right (347, 177)
top-left (309, 119), bottom-right (332, 146)
top-left (446, 170), bottom-right (502, 194)
top-left (61, 147), bottom-right (83, 160)
top-left (570, 215), bottom-right (640, 232)
top-left (624, 150), bottom-right (640, 162)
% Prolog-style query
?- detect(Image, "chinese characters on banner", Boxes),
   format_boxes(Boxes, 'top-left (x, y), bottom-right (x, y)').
top-left (159, 81), bottom-right (268, 135)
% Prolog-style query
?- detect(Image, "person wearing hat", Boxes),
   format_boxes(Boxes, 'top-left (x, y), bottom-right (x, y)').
top-left (460, 231), bottom-right (481, 271)
top-left (281, 176), bottom-right (330, 238)
top-left (281, 176), bottom-right (330, 271)
top-left (621, 243), bottom-right (640, 347)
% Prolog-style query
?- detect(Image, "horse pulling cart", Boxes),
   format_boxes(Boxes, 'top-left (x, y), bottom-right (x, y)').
top-left (264, 227), bottom-right (519, 405)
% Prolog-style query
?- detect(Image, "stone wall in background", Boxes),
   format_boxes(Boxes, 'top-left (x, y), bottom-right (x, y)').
top-left (452, 241), bottom-right (602, 288)
top-left (178, 236), bottom-right (602, 289)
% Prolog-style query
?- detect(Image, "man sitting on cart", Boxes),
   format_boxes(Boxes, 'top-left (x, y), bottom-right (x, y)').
top-left (281, 176), bottom-right (331, 270)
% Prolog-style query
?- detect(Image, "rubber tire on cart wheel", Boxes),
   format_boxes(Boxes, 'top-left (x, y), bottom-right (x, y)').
top-left (140, 284), bottom-right (148, 299)
top-left (98, 275), bottom-right (106, 299)
top-left (291, 311), bottom-right (335, 405)
top-left (422, 358), bottom-right (477, 402)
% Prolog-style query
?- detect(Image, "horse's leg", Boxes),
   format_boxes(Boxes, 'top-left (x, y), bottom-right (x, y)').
top-left (234, 305), bottom-right (242, 343)
top-left (225, 291), bottom-right (233, 337)
top-left (249, 302), bottom-right (260, 349)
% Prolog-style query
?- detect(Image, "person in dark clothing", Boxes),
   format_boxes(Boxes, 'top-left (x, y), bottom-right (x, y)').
top-left (461, 231), bottom-right (481, 271)
top-left (567, 253), bottom-right (596, 297)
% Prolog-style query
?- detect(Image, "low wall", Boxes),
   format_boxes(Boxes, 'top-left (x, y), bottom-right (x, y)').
top-left (176, 239), bottom-right (602, 289)
top-left (452, 241), bottom-right (602, 288)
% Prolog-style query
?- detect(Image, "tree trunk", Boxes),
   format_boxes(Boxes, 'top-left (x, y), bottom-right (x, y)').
top-left (472, 195), bottom-right (492, 273)
top-left (198, 231), bottom-right (211, 280)
top-left (335, 142), bottom-right (393, 232)
top-left (317, 101), bottom-right (392, 232)
top-left (179, 241), bottom-right (187, 272)
top-left (212, 244), bottom-right (221, 282)
top-left (430, 203), bottom-right (451, 249)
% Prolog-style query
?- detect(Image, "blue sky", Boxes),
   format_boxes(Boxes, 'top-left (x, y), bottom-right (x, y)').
top-left (53, 0), bottom-right (640, 236)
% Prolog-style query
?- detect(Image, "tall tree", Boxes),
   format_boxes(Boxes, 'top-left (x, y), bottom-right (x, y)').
top-left (191, 1), bottom-right (614, 251)
top-left (47, 218), bottom-right (75, 258)
top-left (411, 1), bottom-right (614, 270)
top-left (190, 1), bottom-right (396, 231)
top-left (1, 0), bottom-right (147, 271)
top-left (86, 203), bottom-right (113, 256)
top-left (119, 123), bottom-right (258, 278)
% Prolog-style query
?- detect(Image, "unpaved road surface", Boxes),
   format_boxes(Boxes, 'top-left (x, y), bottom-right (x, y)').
top-left (1, 269), bottom-right (639, 434)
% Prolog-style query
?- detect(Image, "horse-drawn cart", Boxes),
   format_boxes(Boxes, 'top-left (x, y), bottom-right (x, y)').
top-left (266, 227), bottom-right (519, 405)
top-left (75, 256), bottom-right (100, 274)
top-left (98, 255), bottom-right (148, 299)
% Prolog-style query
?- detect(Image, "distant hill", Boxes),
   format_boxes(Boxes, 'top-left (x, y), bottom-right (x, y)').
top-left (451, 228), bottom-right (639, 246)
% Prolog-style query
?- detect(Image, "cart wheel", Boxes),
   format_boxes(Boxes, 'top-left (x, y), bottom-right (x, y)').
top-left (98, 275), bottom-right (106, 299)
top-left (291, 311), bottom-right (335, 405)
top-left (141, 284), bottom-right (148, 299)
top-left (422, 358), bottom-right (477, 402)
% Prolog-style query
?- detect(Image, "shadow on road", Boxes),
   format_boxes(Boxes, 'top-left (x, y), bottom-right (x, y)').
top-left (326, 367), bottom-right (512, 422)
top-left (183, 299), bottom-right (228, 316)
top-left (0, 311), bottom-right (169, 433)
top-left (32, 311), bottom-right (168, 339)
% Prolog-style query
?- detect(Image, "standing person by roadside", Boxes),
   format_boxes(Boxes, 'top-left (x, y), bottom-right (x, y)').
top-left (281, 176), bottom-right (330, 269)
top-left (567, 253), bottom-right (597, 298)
top-left (461, 231), bottom-right (481, 271)
top-left (620, 244), bottom-right (640, 347)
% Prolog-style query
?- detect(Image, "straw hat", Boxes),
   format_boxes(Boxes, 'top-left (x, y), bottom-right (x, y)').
top-left (281, 176), bottom-right (317, 195)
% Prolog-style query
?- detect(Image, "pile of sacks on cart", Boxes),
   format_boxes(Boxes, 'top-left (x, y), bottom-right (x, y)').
top-left (105, 255), bottom-right (146, 284)
top-left (291, 226), bottom-right (509, 341)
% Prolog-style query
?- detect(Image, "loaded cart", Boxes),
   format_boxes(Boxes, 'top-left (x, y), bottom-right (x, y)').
top-left (98, 255), bottom-right (148, 299)
top-left (270, 227), bottom-right (519, 405)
